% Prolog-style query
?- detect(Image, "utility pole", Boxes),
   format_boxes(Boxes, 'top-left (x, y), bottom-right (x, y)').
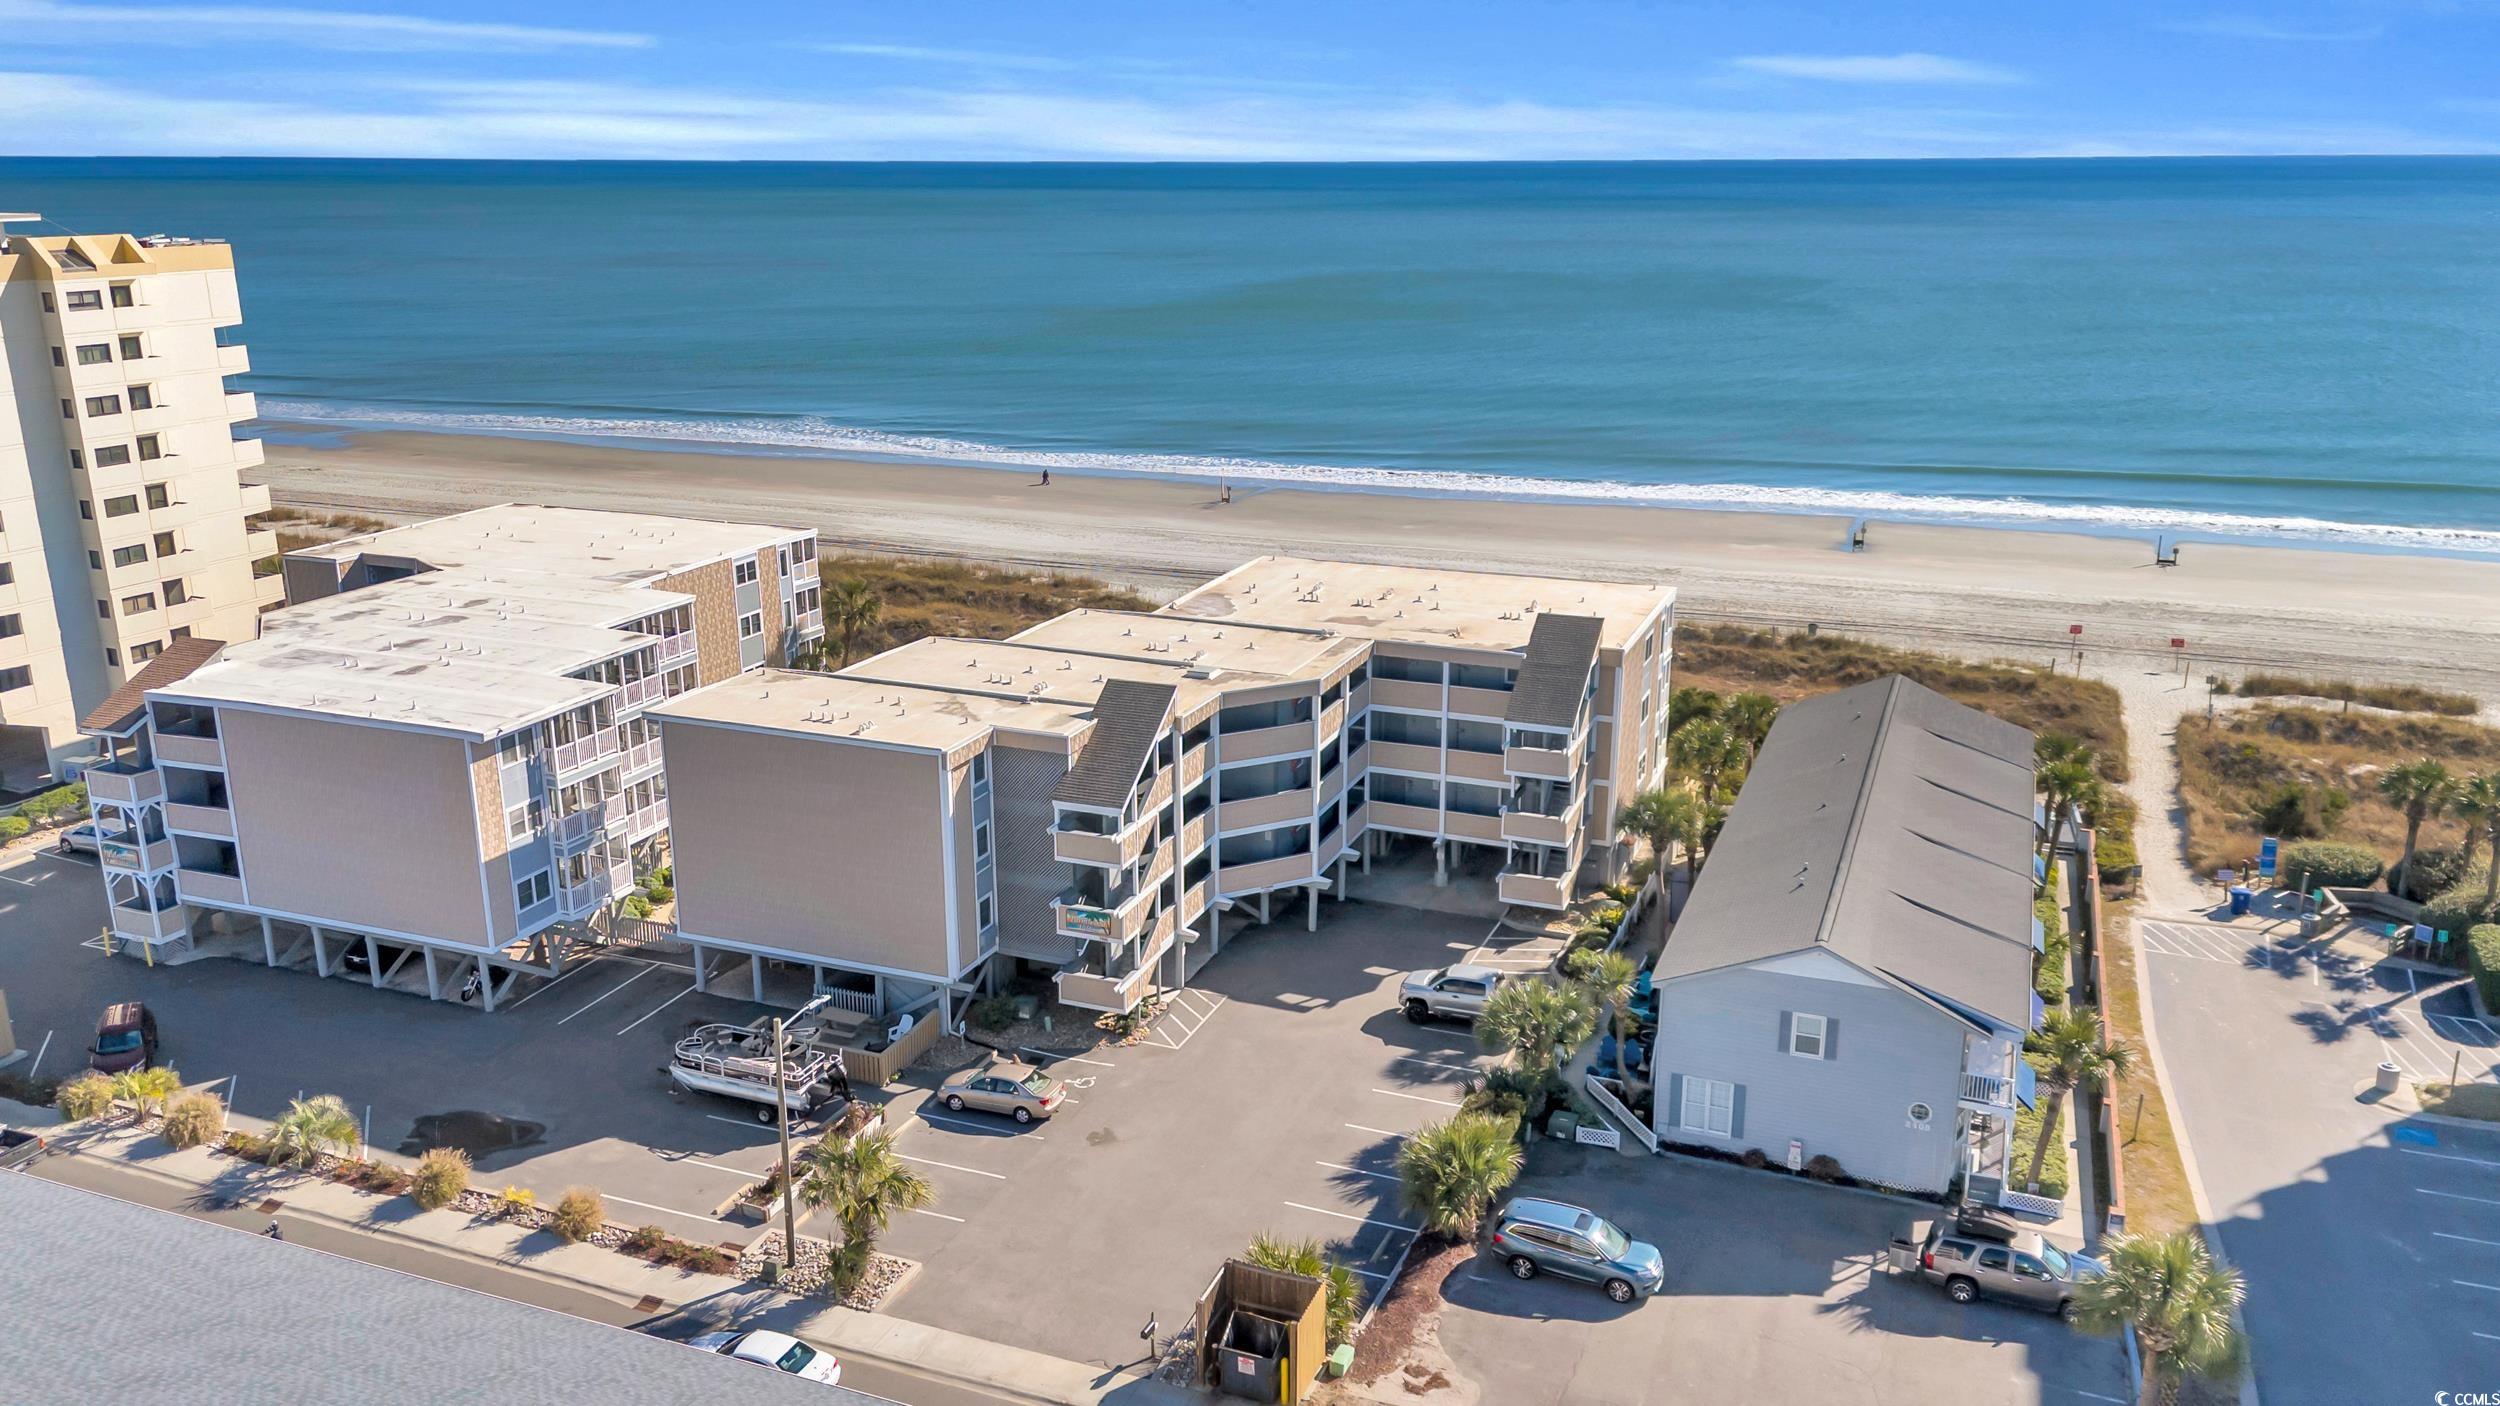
top-left (775, 1014), bottom-right (797, 1270)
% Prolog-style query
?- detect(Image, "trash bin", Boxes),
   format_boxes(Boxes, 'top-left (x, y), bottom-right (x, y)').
top-left (2376, 1061), bottom-right (2403, 1096)
top-left (1549, 1111), bottom-right (1579, 1141)
top-left (2228, 886), bottom-right (2253, 916)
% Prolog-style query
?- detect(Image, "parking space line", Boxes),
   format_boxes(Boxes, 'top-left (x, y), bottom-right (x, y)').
top-left (2429, 1014), bottom-right (2500, 1048)
top-left (1345, 1123), bottom-right (1408, 1140)
top-left (1283, 1200), bottom-right (1417, 1233)
top-left (601, 1191), bottom-right (725, 1223)
top-left (28, 1029), bottom-right (52, 1075)
top-left (2420, 1189), bottom-right (2500, 1207)
top-left (705, 1114), bottom-right (766, 1129)
top-left (1372, 1087), bottom-right (1462, 1108)
top-left (1020, 1047), bottom-right (1115, 1068)
top-left (615, 983), bottom-right (699, 1036)
top-left (2402, 1148), bottom-right (2500, 1169)
top-left (921, 1113), bottom-right (1042, 1139)
top-left (1392, 1054), bottom-right (1484, 1078)
top-left (1318, 1160), bottom-right (1399, 1183)
top-left (896, 1153), bottom-right (1006, 1181)
top-left (1342, 1264), bottom-right (1395, 1281)
top-left (910, 1207), bottom-right (967, 1223)
top-left (2454, 1280), bottom-right (2500, 1292)
top-left (677, 1157), bottom-right (767, 1180)
top-left (556, 965), bottom-right (654, 1024)
top-left (2478, 1331), bottom-right (2500, 1342)
top-left (2434, 1232), bottom-right (2500, 1248)
top-left (506, 955), bottom-right (609, 1009)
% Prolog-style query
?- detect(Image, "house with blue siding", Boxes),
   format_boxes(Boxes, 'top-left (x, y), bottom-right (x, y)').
top-left (1647, 675), bottom-right (2042, 1203)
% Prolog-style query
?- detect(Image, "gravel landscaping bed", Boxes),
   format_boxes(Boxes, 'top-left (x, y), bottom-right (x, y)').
top-left (738, 1230), bottom-right (914, 1310)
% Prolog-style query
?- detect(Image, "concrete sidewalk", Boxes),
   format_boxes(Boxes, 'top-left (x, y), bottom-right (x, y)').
top-left (3, 1098), bottom-right (1197, 1406)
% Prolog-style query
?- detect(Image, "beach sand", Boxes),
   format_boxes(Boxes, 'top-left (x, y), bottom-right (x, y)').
top-left (256, 429), bottom-right (2500, 694)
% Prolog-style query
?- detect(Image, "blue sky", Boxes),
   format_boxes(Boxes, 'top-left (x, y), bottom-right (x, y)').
top-left (3, 0), bottom-right (2496, 160)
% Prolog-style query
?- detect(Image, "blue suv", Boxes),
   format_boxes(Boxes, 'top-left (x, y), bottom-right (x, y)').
top-left (1488, 1197), bottom-right (1665, 1303)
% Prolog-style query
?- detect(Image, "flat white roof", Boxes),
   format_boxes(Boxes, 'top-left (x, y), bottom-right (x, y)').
top-left (291, 503), bottom-right (810, 585)
top-left (653, 669), bottom-right (1092, 753)
top-left (1166, 555), bottom-right (1674, 652)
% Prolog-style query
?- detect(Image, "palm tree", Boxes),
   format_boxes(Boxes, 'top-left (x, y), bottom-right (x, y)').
top-left (1476, 978), bottom-right (1598, 1085)
top-left (1396, 1114), bottom-right (1523, 1239)
top-left (264, 1094), bottom-right (360, 1169)
top-left (2022, 1009), bottom-right (2136, 1190)
top-left (1574, 950), bottom-right (1643, 1093)
top-left (2036, 754), bottom-right (2103, 869)
top-left (110, 1065), bottom-right (183, 1121)
top-left (1616, 786), bottom-right (1706, 880)
top-left (2379, 759), bottom-right (2457, 901)
top-left (2072, 1231), bottom-right (2246, 1406)
top-left (1667, 686), bottom-right (1722, 730)
top-left (1722, 692), bottom-right (1780, 757)
top-left (797, 1130), bottom-right (934, 1280)
top-left (1246, 1234), bottom-right (1362, 1348)
top-left (1669, 719), bottom-right (1748, 803)
top-left (824, 578), bottom-right (884, 667)
top-left (2456, 772), bottom-right (2500, 904)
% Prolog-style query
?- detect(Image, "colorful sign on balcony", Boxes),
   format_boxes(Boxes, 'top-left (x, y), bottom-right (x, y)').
top-left (1060, 904), bottom-right (1115, 939)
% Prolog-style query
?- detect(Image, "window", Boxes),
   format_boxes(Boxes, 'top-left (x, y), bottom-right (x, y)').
top-left (102, 647), bottom-right (118, 666)
top-left (104, 495), bottom-right (139, 518)
top-left (1787, 1013), bottom-right (1829, 1059)
top-left (976, 893), bottom-right (995, 930)
top-left (516, 870), bottom-right (553, 909)
top-left (129, 640), bottom-right (163, 663)
top-left (734, 558), bottom-right (759, 586)
top-left (127, 385), bottom-right (155, 411)
top-left (170, 626), bottom-right (191, 641)
top-left (0, 666), bottom-right (29, 693)
top-left (97, 600), bottom-right (110, 618)
top-left (41, 292), bottom-right (55, 312)
top-left (1977, 1247), bottom-right (2012, 1273)
top-left (123, 592), bottom-right (158, 616)
top-left (506, 798), bottom-right (544, 840)
top-left (79, 499), bottom-right (92, 520)
top-left (86, 551), bottom-right (101, 570)
top-left (93, 444), bottom-right (131, 468)
top-left (144, 483), bottom-right (170, 510)
top-left (163, 579), bottom-right (188, 606)
top-left (1907, 1101), bottom-right (1933, 1126)
top-left (152, 531), bottom-right (176, 556)
top-left (737, 611), bottom-right (762, 639)
top-left (76, 343), bottom-right (112, 365)
top-left (112, 545), bottom-right (148, 568)
top-left (970, 752), bottom-right (989, 787)
top-left (0, 614), bottom-right (19, 640)
top-left (137, 435), bottom-right (162, 461)
top-left (119, 334), bottom-right (142, 360)
top-left (84, 394), bottom-right (122, 418)
top-left (974, 821), bottom-right (992, 860)
top-left (50, 346), bottom-right (64, 366)
top-left (1678, 1077), bottom-right (1734, 1137)
top-left (66, 289), bottom-right (103, 311)
top-left (0, 563), bottom-right (12, 587)
top-left (109, 284), bottom-right (134, 308)
top-left (61, 399), bottom-right (74, 419)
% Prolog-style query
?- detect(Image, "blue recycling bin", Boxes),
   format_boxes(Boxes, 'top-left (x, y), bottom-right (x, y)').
top-left (2228, 886), bottom-right (2253, 916)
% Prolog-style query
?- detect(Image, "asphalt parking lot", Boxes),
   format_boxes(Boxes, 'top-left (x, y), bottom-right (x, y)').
top-left (2140, 913), bottom-right (2500, 1406)
top-left (0, 846), bottom-right (808, 1245)
top-left (874, 896), bottom-right (1503, 1370)
top-left (1439, 1143), bottom-right (2130, 1406)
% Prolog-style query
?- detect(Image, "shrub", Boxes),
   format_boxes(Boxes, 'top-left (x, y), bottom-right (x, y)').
top-left (0, 815), bottom-right (29, 842)
top-left (2250, 782), bottom-right (2347, 841)
top-left (56, 1072), bottom-right (115, 1122)
top-left (1558, 946), bottom-right (1602, 981)
top-left (410, 1148), bottom-right (472, 1210)
top-left (2422, 885), bottom-right (2500, 937)
top-left (160, 1091), bottom-right (225, 1148)
top-left (1457, 1086), bottom-right (1528, 1133)
top-left (2278, 841), bottom-right (2384, 893)
top-left (2093, 824), bottom-right (2138, 881)
top-left (2469, 926), bottom-right (2500, 1015)
top-left (623, 1223), bottom-right (667, 1255)
top-left (651, 863), bottom-right (673, 888)
top-left (222, 1129), bottom-right (275, 1163)
top-left (15, 783), bottom-right (86, 827)
top-left (969, 994), bottom-right (1020, 1030)
top-left (499, 1185), bottom-right (537, 1217)
top-left (2392, 846), bottom-right (2472, 903)
top-left (644, 883), bottom-right (673, 905)
top-left (620, 894), bottom-right (653, 919)
top-left (1803, 1154), bottom-right (1845, 1183)
top-left (1739, 1147), bottom-right (1769, 1170)
top-left (551, 1187), bottom-right (605, 1243)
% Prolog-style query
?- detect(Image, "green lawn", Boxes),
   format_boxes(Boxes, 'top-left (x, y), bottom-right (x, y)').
top-left (2009, 1054), bottom-right (2072, 1202)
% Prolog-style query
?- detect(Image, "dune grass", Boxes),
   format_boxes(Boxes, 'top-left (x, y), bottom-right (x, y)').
top-left (817, 553), bottom-right (1156, 657)
top-left (2227, 672), bottom-right (2478, 717)
top-left (2174, 704), bottom-right (2500, 874)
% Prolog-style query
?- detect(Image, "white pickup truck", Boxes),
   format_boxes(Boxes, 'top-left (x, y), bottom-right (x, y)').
top-left (1399, 964), bottom-right (1508, 1023)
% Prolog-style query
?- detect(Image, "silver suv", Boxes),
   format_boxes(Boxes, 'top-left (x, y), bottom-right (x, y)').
top-left (1399, 964), bottom-right (1504, 1023)
top-left (1910, 1213), bottom-right (2100, 1318)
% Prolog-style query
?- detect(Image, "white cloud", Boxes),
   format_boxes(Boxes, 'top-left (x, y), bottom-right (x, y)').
top-left (0, 0), bottom-right (648, 50)
top-left (1727, 53), bottom-right (2025, 85)
top-left (805, 42), bottom-right (1069, 70)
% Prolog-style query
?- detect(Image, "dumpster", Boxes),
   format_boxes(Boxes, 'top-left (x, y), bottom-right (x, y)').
top-left (1213, 1308), bottom-right (1290, 1401)
top-left (2228, 886), bottom-right (2253, 916)
top-left (1194, 1258), bottom-right (1326, 1403)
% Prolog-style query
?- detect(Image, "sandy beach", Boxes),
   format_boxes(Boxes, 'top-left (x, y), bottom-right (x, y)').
top-left (256, 429), bottom-right (2500, 695)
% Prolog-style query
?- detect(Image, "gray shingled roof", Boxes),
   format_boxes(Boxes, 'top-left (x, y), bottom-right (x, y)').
top-left (1052, 678), bottom-right (1177, 809)
top-left (1504, 613), bottom-right (1602, 731)
top-left (78, 636), bottom-right (226, 734)
top-left (1654, 675), bottom-right (2039, 1032)
top-left (0, 1172), bottom-right (881, 1405)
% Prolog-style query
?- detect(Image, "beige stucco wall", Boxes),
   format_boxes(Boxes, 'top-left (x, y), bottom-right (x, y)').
top-left (220, 708), bottom-right (491, 945)
top-left (658, 560), bottom-right (743, 686)
top-left (661, 719), bottom-right (955, 977)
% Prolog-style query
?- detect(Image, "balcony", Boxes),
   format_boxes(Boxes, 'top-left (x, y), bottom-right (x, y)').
top-left (162, 801), bottom-right (235, 839)
top-left (1366, 740), bottom-right (1440, 775)
top-left (1500, 808), bottom-right (1570, 847)
top-left (1218, 852), bottom-right (1316, 894)
top-left (559, 863), bottom-right (630, 917)
top-left (1217, 721), bottom-right (1311, 765)
top-left (1318, 764), bottom-right (1347, 809)
top-left (1960, 1072), bottom-right (2015, 1109)
top-left (99, 834), bottom-right (175, 873)
top-left (1055, 886), bottom-right (1155, 944)
top-left (1318, 698), bottom-right (1346, 741)
top-left (83, 762), bottom-right (164, 808)
top-left (244, 527), bottom-right (278, 560)
top-left (253, 571), bottom-right (285, 608)
top-left (216, 342), bottom-right (251, 374)
top-left (233, 439), bottom-right (266, 470)
top-left (174, 866), bottom-right (246, 907)
top-left (1444, 810), bottom-right (1503, 844)
top-left (628, 799), bottom-right (669, 838)
top-left (551, 727), bottom-right (619, 776)
top-left (1344, 801), bottom-right (1370, 839)
top-left (656, 633), bottom-right (698, 667)
top-left (224, 390), bottom-right (257, 421)
top-left (621, 737), bottom-right (663, 775)
top-left (1181, 741), bottom-right (1211, 787)
top-left (1447, 684), bottom-right (1514, 719)
top-left (1055, 962), bottom-right (1152, 1015)
top-left (110, 901), bottom-right (190, 945)
top-left (237, 482), bottom-right (271, 516)
top-left (794, 608), bottom-right (823, 638)
top-left (1053, 813), bottom-right (1152, 869)
top-left (1366, 800), bottom-right (1439, 834)
top-left (1368, 677), bottom-right (1440, 712)
top-left (152, 732), bottom-right (223, 768)
top-left (1498, 870), bottom-right (1571, 910)
top-left (1503, 744), bottom-right (1571, 780)
top-left (550, 800), bottom-right (613, 851)
top-left (1218, 787), bottom-right (1312, 832)
top-left (1445, 748), bottom-right (1507, 784)
top-left (616, 675), bottom-right (665, 711)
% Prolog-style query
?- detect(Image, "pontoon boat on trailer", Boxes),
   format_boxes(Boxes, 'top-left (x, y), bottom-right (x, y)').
top-left (667, 1020), bottom-right (848, 1123)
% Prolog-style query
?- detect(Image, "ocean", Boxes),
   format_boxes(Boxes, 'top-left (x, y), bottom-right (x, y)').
top-left (7, 156), bottom-right (2498, 553)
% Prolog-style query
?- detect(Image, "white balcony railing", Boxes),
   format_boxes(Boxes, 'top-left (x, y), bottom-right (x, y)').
top-left (550, 801), bottom-right (610, 851)
top-left (550, 727), bottom-right (619, 775)
top-left (1960, 1072), bottom-right (2015, 1108)
top-left (621, 738), bottom-right (662, 775)
top-left (617, 675), bottom-right (664, 710)
top-left (83, 763), bottom-right (164, 808)
top-left (110, 901), bottom-right (190, 945)
top-left (656, 633), bottom-right (697, 666)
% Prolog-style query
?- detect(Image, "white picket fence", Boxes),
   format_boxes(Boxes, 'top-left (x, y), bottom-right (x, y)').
top-left (1581, 1071), bottom-right (1658, 1154)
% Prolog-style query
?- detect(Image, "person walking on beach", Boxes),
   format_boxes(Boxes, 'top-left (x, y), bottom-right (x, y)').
top-left (1040, 469), bottom-right (1050, 487)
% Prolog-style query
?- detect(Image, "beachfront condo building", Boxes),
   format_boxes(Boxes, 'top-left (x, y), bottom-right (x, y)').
top-left (76, 505), bottom-right (822, 1007)
top-left (652, 557), bottom-right (1674, 1020)
top-left (0, 219), bottom-right (281, 790)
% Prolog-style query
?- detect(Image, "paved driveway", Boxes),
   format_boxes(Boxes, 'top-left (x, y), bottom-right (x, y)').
top-left (2140, 914), bottom-right (2500, 1406)
top-left (1438, 1144), bottom-right (2129, 1406)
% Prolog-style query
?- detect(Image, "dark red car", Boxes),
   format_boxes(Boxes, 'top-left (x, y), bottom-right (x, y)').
top-left (88, 1002), bottom-right (159, 1075)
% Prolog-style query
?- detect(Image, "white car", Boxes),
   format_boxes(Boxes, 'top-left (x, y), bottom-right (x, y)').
top-left (687, 1328), bottom-right (842, 1385)
top-left (1399, 963), bottom-right (1506, 1022)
